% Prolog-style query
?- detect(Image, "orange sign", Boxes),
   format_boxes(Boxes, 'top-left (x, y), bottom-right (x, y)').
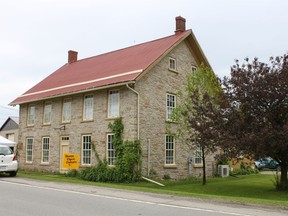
top-left (62, 153), bottom-right (79, 170)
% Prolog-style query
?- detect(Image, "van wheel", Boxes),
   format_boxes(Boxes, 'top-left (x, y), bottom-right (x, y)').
top-left (9, 171), bottom-right (17, 177)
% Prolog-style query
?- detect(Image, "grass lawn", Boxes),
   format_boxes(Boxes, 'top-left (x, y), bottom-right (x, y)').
top-left (17, 171), bottom-right (288, 207)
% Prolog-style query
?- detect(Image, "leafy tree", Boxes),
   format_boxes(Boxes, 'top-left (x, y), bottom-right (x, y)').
top-left (222, 54), bottom-right (288, 190)
top-left (172, 64), bottom-right (224, 185)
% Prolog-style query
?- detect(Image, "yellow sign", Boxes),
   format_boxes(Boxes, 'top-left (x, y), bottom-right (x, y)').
top-left (62, 153), bottom-right (79, 170)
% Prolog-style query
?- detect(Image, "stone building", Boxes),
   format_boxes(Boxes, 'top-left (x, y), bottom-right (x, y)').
top-left (10, 17), bottom-right (216, 178)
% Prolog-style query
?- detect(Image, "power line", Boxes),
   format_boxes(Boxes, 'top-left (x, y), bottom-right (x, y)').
top-left (0, 105), bottom-right (19, 112)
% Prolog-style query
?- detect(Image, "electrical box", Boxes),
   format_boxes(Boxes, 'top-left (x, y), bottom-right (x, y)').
top-left (218, 165), bottom-right (229, 177)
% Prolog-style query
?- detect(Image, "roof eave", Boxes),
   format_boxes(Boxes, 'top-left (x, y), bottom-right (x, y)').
top-left (135, 30), bottom-right (192, 81)
top-left (9, 80), bottom-right (136, 106)
top-left (186, 31), bottom-right (212, 69)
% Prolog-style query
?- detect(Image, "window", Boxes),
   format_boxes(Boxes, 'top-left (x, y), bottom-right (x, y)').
top-left (107, 134), bottom-right (116, 165)
top-left (166, 94), bottom-right (176, 121)
top-left (62, 136), bottom-right (69, 141)
top-left (42, 137), bottom-right (50, 163)
top-left (165, 135), bottom-right (175, 165)
top-left (169, 57), bottom-right (176, 71)
top-left (192, 66), bottom-right (197, 74)
top-left (27, 105), bottom-right (35, 126)
top-left (62, 98), bottom-right (72, 123)
top-left (83, 95), bottom-right (94, 121)
top-left (82, 135), bottom-right (91, 165)
top-left (26, 138), bottom-right (33, 162)
top-left (194, 145), bottom-right (203, 165)
top-left (108, 90), bottom-right (119, 118)
top-left (43, 102), bottom-right (52, 124)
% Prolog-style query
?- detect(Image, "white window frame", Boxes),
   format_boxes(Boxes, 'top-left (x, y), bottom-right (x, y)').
top-left (83, 95), bottom-right (94, 121)
top-left (191, 66), bottom-right (197, 74)
top-left (43, 102), bottom-right (52, 125)
top-left (26, 138), bottom-right (33, 163)
top-left (194, 145), bottom-right (203, 165)
top-left (169, 57), bottom-right (177, 71)
top-left (166, 94), bottom-right (176, 121)
top-left (82, 135), bottom-right (92, 165)
top-left (108, 90), bottom-right (120, 118)
top-left (165, 135), bottom-right (175, 165)
top-left (27, 105), bottom-right (35, 126)
top-left (107, 134), bottom-right (116, 165)
top-left (42, 137), bottom-right (50, 163)
top-left (62, 98), bottom-right (72, 123)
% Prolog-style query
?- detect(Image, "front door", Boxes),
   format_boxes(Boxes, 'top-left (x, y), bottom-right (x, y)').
top-left (60, 136), bottom-right (69, 173)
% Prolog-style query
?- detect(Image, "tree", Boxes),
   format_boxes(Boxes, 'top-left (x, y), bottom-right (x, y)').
top-left (222, 54), bottom-right (288, 190)
top-left (172, 64), bottom-right (224, 185)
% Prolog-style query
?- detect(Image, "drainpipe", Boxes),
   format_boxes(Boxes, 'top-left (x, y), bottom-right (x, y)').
top-left (126, 83), bottom-right (140, 140)
top-left (147, 138), bottom-right (151, 176)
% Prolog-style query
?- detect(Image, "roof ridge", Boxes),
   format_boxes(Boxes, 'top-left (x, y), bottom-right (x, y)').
top-left (10, 29), bottom-right (194, 105)
top-left (75, 30), bottom-right (191, 63)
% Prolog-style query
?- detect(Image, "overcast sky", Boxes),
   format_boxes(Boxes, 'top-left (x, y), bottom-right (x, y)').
top-left (0, 0), bottom-right (287, 126)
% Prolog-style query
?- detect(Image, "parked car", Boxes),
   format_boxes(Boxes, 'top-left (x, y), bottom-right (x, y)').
top-left (0, 144), bottom-right (18, 176)
top-left (254, 159), bottom-right (265, 170)
top-left (262, 157), bottom-right (279, 169)
top-left (255, 157), bottom-right (279, 170)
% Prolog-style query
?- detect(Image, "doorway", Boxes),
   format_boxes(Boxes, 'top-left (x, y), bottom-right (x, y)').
top-left (60, 136), bottom-right (69, 173)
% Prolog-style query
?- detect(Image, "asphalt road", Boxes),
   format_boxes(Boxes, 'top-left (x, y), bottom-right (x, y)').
top-left (0, 177), bottom-right (287, 216)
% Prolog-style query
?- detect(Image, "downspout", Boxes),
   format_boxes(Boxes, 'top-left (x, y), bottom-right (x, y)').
top-left (147, 138), bottom-right (151, 176)
top-left (126, 83), bottom-right (140, 140)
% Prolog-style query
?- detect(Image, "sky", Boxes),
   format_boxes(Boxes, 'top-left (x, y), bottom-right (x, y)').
top-left (0, 0), bottom-right (288, 126)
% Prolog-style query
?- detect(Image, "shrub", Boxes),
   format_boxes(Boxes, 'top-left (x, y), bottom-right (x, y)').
top-left (79, 118), bottom-right (142, 183)
top-left (66, 169), bottom-right (78, 177)
top-left (163, 174), bottom-right (171, 180)
top-left (230, 168), bottom-right (259, 176)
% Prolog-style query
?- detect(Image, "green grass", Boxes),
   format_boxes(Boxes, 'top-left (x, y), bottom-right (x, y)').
top-left (17, 171), bottom-right (288, 207)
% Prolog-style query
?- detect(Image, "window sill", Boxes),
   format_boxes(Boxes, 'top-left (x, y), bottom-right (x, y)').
top-left (61, 121), bottom-right (71, 124)
top-left (168, 68), bottom-right (179, 74)
top-left (166, 120), bottom-right (177, 124)
top-left (164, 164), bottom-right (177, 169)
top-left (80, 164), bottom-right (92, 167)
top-left (193, 164), bottom-right (203, 168)
top-left (106, 116), bottom-right (120, 120)
top-left (42, 123), bottom-right (51, 126)
top-left (81, 120), bottom-right (94, 123)
top-left (107, 164), bottom-right (116, 168)
top-left (25, 162), bottom-right (33, 165)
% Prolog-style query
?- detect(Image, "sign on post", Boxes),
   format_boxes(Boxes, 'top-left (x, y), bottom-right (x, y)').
top-left (62, 153), bottom-right (79, 170)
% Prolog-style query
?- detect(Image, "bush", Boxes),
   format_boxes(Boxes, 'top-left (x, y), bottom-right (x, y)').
top-left (230, 168), bottom-right (259, 176)
top-left (272, 173), bottom-right (281, 191)
top-left (79, 118), bottom-right (142, 183)
top-left (79, 160), bottom-right (141, 183)
top-left (163, 174), bottom-right (171, 180)
top-left (66, 169), bottom-right (78, 177)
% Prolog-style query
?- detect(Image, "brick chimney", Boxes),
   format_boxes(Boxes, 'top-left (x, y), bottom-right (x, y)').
top-left (175, 16), bottom-right (186, 34)
top-left (68, 50), bottom-right (78, 64)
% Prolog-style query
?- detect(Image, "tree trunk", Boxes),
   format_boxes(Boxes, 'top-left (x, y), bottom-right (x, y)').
top-left (202, 147), bottom-right (206, 185)
top-left (279, 163), bottom-right (288, 191)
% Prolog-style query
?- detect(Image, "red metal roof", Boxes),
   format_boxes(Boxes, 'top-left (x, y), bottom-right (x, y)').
top-left (10, 30), bottom-right (191, 105)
